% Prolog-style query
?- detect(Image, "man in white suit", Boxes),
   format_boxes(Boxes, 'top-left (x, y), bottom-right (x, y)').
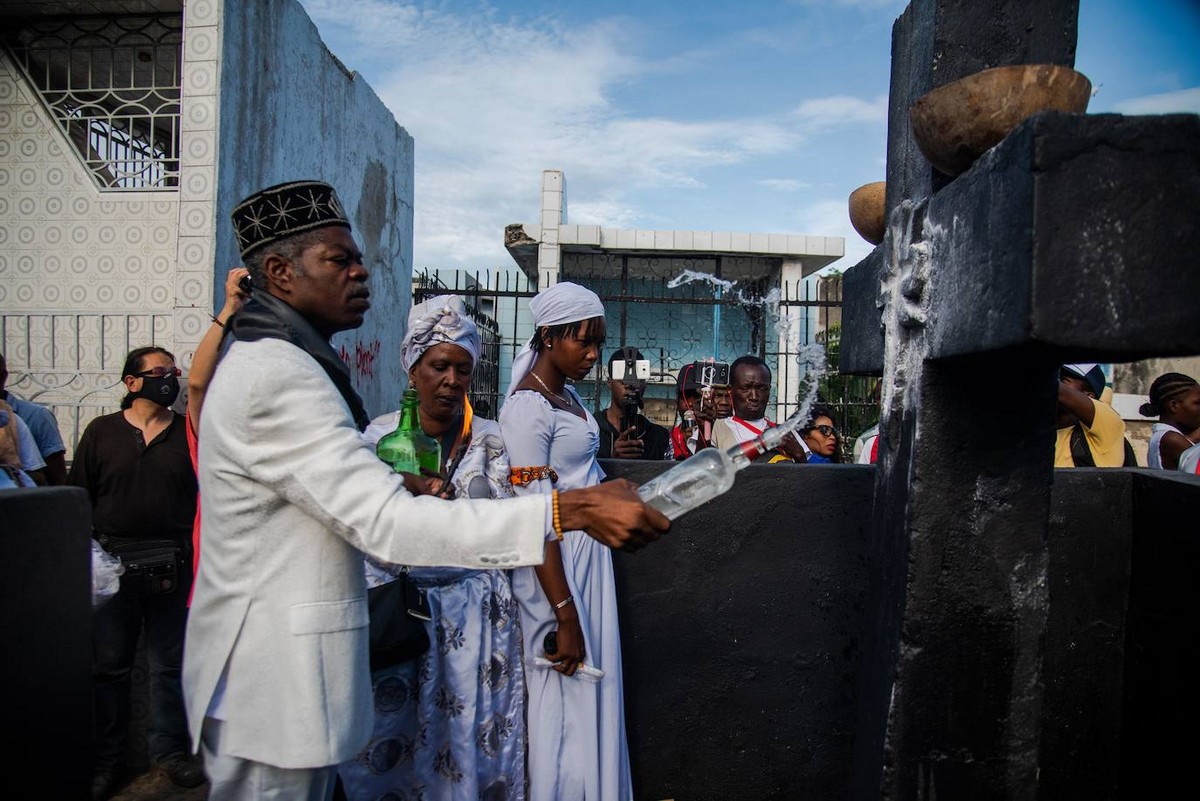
top-left (183, 180), bottom-right (669, 800)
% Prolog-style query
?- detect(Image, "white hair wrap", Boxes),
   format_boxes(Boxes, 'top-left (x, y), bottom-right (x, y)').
top-left (504, 282), bottom-right (605, 398)
top-left (400, 295), bottom-right (481, 371)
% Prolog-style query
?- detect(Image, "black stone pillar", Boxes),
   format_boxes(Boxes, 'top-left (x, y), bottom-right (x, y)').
top-left (0, 487), bottom-right (93, 798)
top-left (845, 0), bottom-right (1200, 796)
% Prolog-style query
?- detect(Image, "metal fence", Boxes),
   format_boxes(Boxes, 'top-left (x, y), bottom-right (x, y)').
top-left (2, 14), bottom-right (183, 190)
top-left (412, 272), bottom-right (508, 420)
top-left (1, 311), bottom-right (172, 459)
top-left (410, 268), bottom-right (879, 457)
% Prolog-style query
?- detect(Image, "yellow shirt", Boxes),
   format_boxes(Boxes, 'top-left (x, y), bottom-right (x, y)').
top-left (1054, 397), bottom-right (1127, 467)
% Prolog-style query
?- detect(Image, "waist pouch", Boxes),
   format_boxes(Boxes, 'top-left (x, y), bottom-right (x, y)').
top-left (99, 535), bottom-right (184, 598)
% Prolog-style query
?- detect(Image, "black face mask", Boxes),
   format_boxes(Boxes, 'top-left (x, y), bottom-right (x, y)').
top-left (136, 374), bottom-right (180, 408)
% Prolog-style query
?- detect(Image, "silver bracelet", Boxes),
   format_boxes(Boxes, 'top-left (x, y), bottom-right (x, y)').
top-left (554, 595), bottom-right (574, 610)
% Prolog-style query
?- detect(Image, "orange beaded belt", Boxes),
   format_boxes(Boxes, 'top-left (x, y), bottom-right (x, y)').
top-left (510, 465), bottom-right (559, 486)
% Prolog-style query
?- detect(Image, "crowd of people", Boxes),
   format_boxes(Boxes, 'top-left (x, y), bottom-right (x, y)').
top-left (2, 178), bottom-right (1197, 801)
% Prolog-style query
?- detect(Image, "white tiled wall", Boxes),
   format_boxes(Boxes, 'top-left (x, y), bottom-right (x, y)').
top-left (0, 3), bottom-right (225, 456)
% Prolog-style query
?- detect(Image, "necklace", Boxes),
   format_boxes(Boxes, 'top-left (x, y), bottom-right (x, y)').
top-left (530, 371), bottom-right (575, 407)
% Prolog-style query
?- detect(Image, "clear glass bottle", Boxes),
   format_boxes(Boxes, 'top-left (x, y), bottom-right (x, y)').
top-left (376, 388), bottom-right (441, 475)
top-left (637, 424), bottom-right (790, 520)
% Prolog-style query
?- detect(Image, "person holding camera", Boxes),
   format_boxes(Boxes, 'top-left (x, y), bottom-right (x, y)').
top-left (183, 266), bottom-right (250, 594)
top-left (598, 347), bottom-right (671, 460)
top-left (670, 361), bottom-right (735, 459)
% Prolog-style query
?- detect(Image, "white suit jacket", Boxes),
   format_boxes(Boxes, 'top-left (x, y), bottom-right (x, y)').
top-left (183, 338), bottom-right (550, 768)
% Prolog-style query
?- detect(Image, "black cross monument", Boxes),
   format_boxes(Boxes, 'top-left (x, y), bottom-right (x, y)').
top-left (841, 0), bottom-right (1200, 798)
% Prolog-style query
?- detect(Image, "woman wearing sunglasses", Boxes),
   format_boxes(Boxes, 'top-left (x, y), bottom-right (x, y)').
top-left (800, 406), bottom-right (841, 464)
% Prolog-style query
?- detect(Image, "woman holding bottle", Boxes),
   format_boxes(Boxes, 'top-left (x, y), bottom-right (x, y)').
top-left (498, 281), bottom-right (633, 801)
top-left (339, 295), bottom-right (528, 801)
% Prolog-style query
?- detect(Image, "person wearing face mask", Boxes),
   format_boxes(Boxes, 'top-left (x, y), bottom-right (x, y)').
top-left (69, 346), bottom-right (203, 799)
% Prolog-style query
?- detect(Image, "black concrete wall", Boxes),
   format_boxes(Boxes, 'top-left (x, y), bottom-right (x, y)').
top-left (604, 460), bottom-right (875, 800)
top-left (0, 486), bottom-right (93, 799)
top-left (1041, 470), bottom-right (1134, 800)
top-left (1040, 469), bottom-right (1200, 800)
top-left (1119, 471), bottom-right (1200, 798)
top-left (605, 461), bottom-right (1199, 800)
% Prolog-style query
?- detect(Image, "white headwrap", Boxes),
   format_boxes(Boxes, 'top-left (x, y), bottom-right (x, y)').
top-left (400, 295), bottom-right (481, 371)
top-left (504, 281), bottom-right (606, 398)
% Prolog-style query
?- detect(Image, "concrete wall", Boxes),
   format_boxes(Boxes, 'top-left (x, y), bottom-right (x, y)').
top-left (604, 460), bottom-right (876, 800)
top-left (603, 459), bottom-right (1199, 799)
top-left (0, 486), bottom-right (92, 798)
top-left (215, 0), bottom-right (415, 416)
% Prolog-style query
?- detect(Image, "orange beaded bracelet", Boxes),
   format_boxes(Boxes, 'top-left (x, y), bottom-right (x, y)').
top-left (551, 489), bottom-right (564, 541)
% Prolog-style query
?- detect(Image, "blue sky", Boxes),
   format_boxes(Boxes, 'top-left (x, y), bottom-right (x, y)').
top-left (296, 0), bottom-right (1200, 275)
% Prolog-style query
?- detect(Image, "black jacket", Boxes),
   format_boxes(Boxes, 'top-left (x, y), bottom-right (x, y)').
top-left (597, 411), bottom-right (672, 460)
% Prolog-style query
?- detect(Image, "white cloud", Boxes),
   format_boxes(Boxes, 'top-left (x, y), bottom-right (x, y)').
top-left (567, 197), bottom-right (641, 229)
top-left (299, 0), bottom-right (826, 269)
top-left (1113, 86), bottom-right (1200, 115)
top-left (758, 179), bottom-right (811, 192)
top-left (791, 94), bottom-right (889, 130)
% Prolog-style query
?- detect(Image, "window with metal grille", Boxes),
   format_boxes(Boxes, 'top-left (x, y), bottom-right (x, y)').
top-left (2, 14), bottom-right (183, 190)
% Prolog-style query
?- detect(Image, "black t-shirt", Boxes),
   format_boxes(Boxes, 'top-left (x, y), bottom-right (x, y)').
top-left (68, 410), bottom-right (196, 543)
top-left (597, 411), bottom-right (673, 460)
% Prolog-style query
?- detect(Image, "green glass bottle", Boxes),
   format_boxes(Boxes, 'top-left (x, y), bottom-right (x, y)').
top-left (376, 388), bottom-right (441, 476)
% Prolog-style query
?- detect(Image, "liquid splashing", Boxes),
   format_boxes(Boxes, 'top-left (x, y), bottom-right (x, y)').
top-left (666, 266), bottom-right (827, 435)
top-left (776, 342), bottom-right (827, 437)
top-left (666, 270), bottom-right (735, 293)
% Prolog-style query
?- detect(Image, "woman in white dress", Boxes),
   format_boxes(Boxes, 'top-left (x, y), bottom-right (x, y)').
top-left (1140, 372), bottom-right (1200, 470)
top-left (498, 282), bottom-right (633, 801)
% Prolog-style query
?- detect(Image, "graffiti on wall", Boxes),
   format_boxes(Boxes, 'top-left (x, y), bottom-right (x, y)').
top-left (339, 339), bottom-right (382, 380)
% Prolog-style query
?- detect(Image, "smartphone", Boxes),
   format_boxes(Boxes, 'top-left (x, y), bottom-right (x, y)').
top-left (238, 274), bottom-right (253, 294)
top-left (610, 359), bottom-right (650, 381)
top-left (691, 360), bottom-right (730, 388)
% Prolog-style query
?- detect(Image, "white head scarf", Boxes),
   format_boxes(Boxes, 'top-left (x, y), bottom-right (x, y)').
top-left (504, 281), bottom-right (605, 398)
top-left (400, 295), bottom-right (481, 372)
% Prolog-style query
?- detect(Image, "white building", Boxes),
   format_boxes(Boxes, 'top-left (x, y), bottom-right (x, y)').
top-left (0, 0), bottom-right (415, 454)
top-left (498, 169), bottom-right (845, 423)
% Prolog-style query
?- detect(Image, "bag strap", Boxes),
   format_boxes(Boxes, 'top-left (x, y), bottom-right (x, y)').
top-left (1070, 423), bottom-right (1095, 467)
top-left (1123, 437), bottom-right (1139, 467)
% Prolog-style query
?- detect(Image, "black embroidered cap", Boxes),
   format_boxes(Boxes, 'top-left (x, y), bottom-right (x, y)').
top-left (231, 180), bottom-right (352, 259)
